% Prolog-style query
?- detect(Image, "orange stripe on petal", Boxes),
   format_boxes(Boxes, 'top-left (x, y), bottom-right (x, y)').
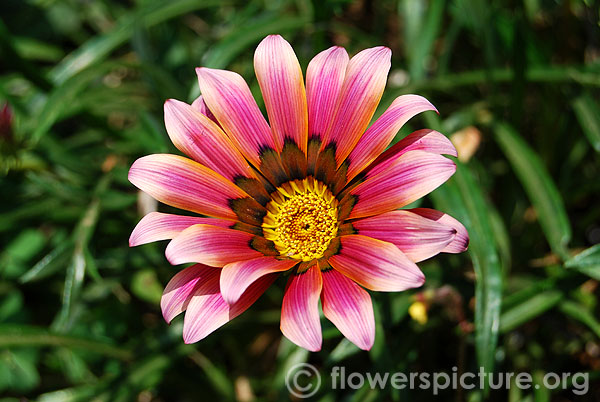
top-left (164, 99), bottom-right (255, 181)
top-left (196, 67), bottom-right (275, 168)
top-left (346, 95), bottom-right (438, 182)
top-left (321, 269), bottom-right (375, 350)
top-left (129, 212), bottom-right (234, 247)
top-left (220, 257), bottom-right (297, 305)
top-left (306, 46), bottom-right (349, 140)
top-left (347, 150), bottom-right (456, 219)
top-left (182, 270), bottom-right (276, 343)
top-left (409, 208), bottom-right (469, 254)
top-left (321, 46), bottom-right (391, 166)
top-left (328, 235), bottom-right (425, 292)
top-left (255, 35), bottom-right (308, 154)
top-left (128, 154), bottom-right (246, 220)
top-left (280, 264), bottom-right (323, 352)
top-left (165, 224), bottom-right (264, 267)
top-left (353, 210), bottom-right (456, 262)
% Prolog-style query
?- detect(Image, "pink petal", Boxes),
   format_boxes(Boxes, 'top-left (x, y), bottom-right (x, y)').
top-left (346, 95), bottom-right (438, 181)
top-left (161, 263), bottom-right (217, 323)
top-left (306, 46), bottom-right (349, 141)
top-left (129, 212), bottom-right (233, 247)
top-left (220, 256), bottom-right (297, 305)
top-left (183, 271), bottom-right (277, 343)
top-left (164, 99), bottom-right (255, 181)
top-left (321, 46), bottom-right (392, 166)
top-left (367, 129), bottom-right (457, 176)
top-left (128, 154), bottom-right (248, 220)
top-left (165, 224), bottom-right (265, 267)
top-left (280, 264), bottom-right (323, 352)
top-left (346, 150), bottom-right (456, 219)
top-left (328, 235), bottom-right (425, 291)
top-left (254, 35), bottom-right (308, 154)
top-left (196, 67), bottom-right (275, 168)
top-left (321, 269), bottom-right (375, 350)
top-left (190, 95), bottom-right (220, 126)
top-left (352, 210), bottom-right (456, 262)
top-left (410, 208), bottom-right (469, 253)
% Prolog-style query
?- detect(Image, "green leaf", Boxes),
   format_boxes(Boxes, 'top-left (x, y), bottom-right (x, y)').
top-left (326, 338), bottom-right (360, 365)
top-left (49, 0), bottom-right (225, 84)
top-left (0, 349), bottom-right (40, 393)
top-left (0, 289), bottom-right (23, 322)
top-left (0, 325), bottom-right (132, 361)
top-left (31, 62), bottom-right (120, 143)
top-left (426, 114), bottom-right (503, 385)
top-left (435, 164), bottom-right (503, 376)
top-left (185, 349), bottom-right (235, 399)
top-left (131, 269), bottom-right (163, 304)
top-left (499, 290), bottom-right (563, 333)
top-left (572, 94), bottom-right (600, 152)
top-left (202, 14), bottom-right (310, 70)
top-left (565, 244), bottom-right (600, 279)
top-left (1, 229), bottom-right (46, 279)
top-left (494, 122), bottom-right (571, 260)
top-left (19, 241), bottom-right (73, 284)
top-left (532, 370), bottom-right (551, 402)
top-left (53, 175), bottom-right (111, 332)
top-left (400, 0), bottom-right (446, 80)
top-left (558, 300), bottom-right (600, 338)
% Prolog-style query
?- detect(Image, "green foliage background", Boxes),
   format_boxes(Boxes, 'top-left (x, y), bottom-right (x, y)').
top-left (1, 0), bottom-right (599, 400)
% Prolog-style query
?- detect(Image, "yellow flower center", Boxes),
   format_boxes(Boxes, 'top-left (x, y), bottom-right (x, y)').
top-left (263, 178), bottom-right (338, 261)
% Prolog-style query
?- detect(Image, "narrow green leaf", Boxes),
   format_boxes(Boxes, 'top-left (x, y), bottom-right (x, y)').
top-left (186, 350), bottom-right (235, 399)
top-left (202, 15), bottom-right (310, 69)
top-left (131, 269), bottom-right (163, 304)
top-left (435, 165), bottom-right (503, 376)
top-left (499, 290), bottom-right (563, 333)
top-left (426, 114), bottom-right (503, 383)
top-left (31, 62), bottom-right (119, 143)
top-left (401, 0), bottom-right (446, 80)
top-left (53, 175), bottom-right (111, 332)
top-left (19, 241), bottom-right (73, 284)
top-left (49, 0), bottom-right (225, 84)
top-left (533, 371), bottom-right (551, 402)
top-left (494, 122), bottom-right (571, 260)
top-left (572, 94), bottom-right (600, 152)
top-left (565, 244), bottom-right (600, 269)
top-left (0, 325), bottom-right (132, 360)
top-left (326, 339), bottom-right (360, 365)
top-left (558, 300), bottom-right (600, 338)
top-left (388, 65), bottom-right (600, 98)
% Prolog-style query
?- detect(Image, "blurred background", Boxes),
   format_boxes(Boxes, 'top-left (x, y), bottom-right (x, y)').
top-left (1, 0), bottom-right (599, 400)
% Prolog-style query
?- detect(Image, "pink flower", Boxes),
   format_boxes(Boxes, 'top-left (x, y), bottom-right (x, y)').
top-left (129, 35), bottom-right (468, 351)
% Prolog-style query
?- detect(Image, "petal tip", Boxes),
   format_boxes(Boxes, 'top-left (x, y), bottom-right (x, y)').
top-left (221, 291), bottom-right (240, 307)
top-left (183, 333), bottom-right (198, 344)
top-left (165, 241), bottom-right (183, 265)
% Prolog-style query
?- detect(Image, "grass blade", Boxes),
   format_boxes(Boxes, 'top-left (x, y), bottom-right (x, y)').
top-left (494, 122), bottom-right (571, 260)
top-left (0, 325), bottom-right (132, 361)
top-left (565, 244), bottom-right (600, 280)
top-left (558, 300), bottom-right (600, 338)
top-left (572, 93), bottom-right (600, 152)
top-left (49, 0), bottom-right (224, 84)
top-left (499, 290), bottom-right (563, 333)
top-left (431, 163), bottom-right (503, 384)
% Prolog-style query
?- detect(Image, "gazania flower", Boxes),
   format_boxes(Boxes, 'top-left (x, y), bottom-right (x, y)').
top-left (129, 35), bottom-right (468, 351)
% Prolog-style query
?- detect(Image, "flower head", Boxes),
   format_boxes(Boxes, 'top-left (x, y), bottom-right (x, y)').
top-left (129, 35), bottom-right (469, 351)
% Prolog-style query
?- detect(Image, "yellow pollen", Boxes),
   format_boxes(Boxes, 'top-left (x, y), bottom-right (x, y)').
top-left (262, 178), bottom-right (338, 261)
